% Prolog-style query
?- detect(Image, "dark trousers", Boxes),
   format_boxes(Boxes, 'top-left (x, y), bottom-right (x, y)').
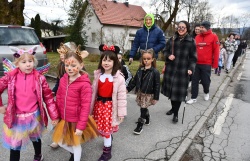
top-left (191, 64), bottom-right (211, 99)
top-left (215, 66), bottom-right (222, 73)
top-left (171, 100), bottom-right (182, 117)
top-left (10, 139), bottom-right (41, 161)
top-left (233, 50), bottom-right (242, 67)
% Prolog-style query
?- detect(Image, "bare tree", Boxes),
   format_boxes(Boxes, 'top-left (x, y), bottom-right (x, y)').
top-left (182, 0), bottom-right (199, 23)
top-left (150, 0), bottom-right (180, 32)
top-left (95, 27), bottom-right (130, 53)
top-left (239, 13), bottom-right (250, 36)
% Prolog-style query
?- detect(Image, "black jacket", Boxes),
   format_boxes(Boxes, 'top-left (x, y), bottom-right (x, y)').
top-left (127, 67), bottom-right (160, 100)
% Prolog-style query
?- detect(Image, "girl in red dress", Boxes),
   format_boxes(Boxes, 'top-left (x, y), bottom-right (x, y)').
top-left (91, 44), bottom-right (127, 161)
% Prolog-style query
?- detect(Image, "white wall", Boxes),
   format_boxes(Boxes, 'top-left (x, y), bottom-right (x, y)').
top-left (82, 4), bottom-right (140, 54)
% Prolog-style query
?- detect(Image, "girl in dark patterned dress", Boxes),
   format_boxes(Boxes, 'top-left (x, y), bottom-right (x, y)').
top-left (127, 49), bottom-right (160, 135)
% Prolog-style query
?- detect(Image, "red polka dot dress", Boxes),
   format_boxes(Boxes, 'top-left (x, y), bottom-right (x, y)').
top-left (93, 74), bottom-right (119, 138)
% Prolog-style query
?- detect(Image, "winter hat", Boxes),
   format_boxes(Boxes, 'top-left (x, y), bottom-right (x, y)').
top-left (144, 13), bottom-right (155, 29)
top-left (201, 21), bottom-right (211, 30)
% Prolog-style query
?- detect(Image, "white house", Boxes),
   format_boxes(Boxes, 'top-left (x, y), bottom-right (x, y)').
top-left (83, 0), bottom-right (146, 54)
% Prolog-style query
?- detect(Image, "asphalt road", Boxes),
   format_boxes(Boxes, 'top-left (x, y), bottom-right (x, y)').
top-left (0, 51), bottom-right (248, 161)
top-left (182, 52), bottom-right (250, 161)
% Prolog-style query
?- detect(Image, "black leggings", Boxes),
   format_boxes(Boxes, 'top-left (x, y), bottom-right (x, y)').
top-left (171, 100), bottom-right (182, 117)
top-left (10, 139), bottom-right (41, 161)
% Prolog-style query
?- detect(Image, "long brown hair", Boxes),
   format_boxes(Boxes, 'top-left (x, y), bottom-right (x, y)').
top-left (97, 50), bottom-right (121, 75)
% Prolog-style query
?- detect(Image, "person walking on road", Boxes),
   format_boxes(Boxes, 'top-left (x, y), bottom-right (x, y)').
top-left (224, 33), bottom-right (238, 73)
top-left (52, 45), bottom-right (98, 161)
top-left (127, 49), bottom-right (160, 134)
top-left (117, 52), bottom-right (133, 87)
top-left (161, 20), bottom-right (197, 122)
top-left (129, 13), bottom-right (166, 64)
top-left (187, 21), bottom-right (220, 104)
top-left (189, 23), bottom-right (200, 87)
top-left (0, 46), bottom-right (59, 161)
top-left (192, 23), bottom-right (201, 39)
top-left (215, 43), bottom-right (226, 76)
top-left (232, 37), bottom-right (245, 68)
top-left (91, 44), bottom-right (127, 161)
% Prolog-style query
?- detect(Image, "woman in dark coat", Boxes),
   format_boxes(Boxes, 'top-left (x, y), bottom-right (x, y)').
top-left (161, 20), bottom-right (197, 123)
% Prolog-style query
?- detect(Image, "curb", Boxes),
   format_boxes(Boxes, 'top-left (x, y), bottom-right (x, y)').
top-left (169, 53), bottom-right (246, 161)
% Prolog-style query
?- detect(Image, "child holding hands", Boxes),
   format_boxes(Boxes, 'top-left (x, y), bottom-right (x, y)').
top-left (127, 49), bottom-right (160, 135)
top-left (0, 46), bottom-right (59, 161)
top-left (52, 44), bottom-right (98, 161)
top-left (91, 44), bottom-right (127, 161)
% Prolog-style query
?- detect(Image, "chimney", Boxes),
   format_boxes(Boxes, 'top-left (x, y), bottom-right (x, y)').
top-left (124, 0), bottom-right (129, 7)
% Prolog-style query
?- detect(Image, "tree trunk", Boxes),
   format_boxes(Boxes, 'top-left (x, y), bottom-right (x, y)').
top-left (162, 0), bottom-right (179, 32)
top-left (0, 0), bottom-right (25, 25)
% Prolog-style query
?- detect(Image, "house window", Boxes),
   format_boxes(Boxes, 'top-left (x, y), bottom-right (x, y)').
top-left (92, 32), bottom-right (96, 42)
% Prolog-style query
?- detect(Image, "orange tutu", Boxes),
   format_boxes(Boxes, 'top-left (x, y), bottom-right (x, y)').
top-left (52, 115), bottom-right (99, 146)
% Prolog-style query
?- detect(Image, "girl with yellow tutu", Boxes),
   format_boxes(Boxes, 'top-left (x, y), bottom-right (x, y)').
top-left (52, 44), bottom-right (98, 161)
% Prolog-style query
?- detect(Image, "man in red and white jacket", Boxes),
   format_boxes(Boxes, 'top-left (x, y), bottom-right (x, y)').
top-left (187, 21), bottom-right (220, 104)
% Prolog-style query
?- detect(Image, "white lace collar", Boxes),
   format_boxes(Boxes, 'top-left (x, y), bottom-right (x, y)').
top-left (99, 73), bottom-right (113, 82)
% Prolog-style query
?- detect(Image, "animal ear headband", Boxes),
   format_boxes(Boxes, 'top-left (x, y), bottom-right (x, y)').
top-left (57, 42), bottom-right (89, 59)
top-left (99, 44), bottom-right (120, 54)
top-left (9, 46), bottom-right (38, 58)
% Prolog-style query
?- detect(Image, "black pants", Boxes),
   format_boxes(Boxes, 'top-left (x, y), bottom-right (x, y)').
top-left (10, 139), bottom-right (41, 161)
top-left (171, 100), bottom-right (182, 117)
top-left (191, 64), bottom-right (211, 99)
top-left (232, 50), bottom-right (242, 67)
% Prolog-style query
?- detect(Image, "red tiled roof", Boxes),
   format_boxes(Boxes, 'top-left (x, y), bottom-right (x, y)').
top-left (89, 0), bottom-right (146, 27)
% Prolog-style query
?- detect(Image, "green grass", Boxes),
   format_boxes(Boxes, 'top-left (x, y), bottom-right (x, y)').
top-left (46, 52), bottom-right (165, 81)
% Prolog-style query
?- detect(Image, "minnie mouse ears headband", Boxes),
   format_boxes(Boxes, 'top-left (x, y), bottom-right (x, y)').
top-left (9, 46), bottom-right (38, 58)
top-left (57, 42), bottom-right (89, 59)
top-left (99, 44), bottom-right (120, 54)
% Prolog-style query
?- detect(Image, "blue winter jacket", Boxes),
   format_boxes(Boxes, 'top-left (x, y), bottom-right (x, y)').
top-left (129, 24), bottom-right (166, 59)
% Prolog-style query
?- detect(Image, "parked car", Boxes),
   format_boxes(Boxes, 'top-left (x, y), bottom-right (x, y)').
top-left (0, 25), bottom-right (48, 76)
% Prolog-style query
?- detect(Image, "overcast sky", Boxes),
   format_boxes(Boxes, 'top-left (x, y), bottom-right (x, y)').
top-left (24, 0), bottom-right (250, 26)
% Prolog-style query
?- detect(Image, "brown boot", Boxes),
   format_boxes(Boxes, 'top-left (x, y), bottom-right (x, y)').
top-left (98, 146), bottom-right (112, 161)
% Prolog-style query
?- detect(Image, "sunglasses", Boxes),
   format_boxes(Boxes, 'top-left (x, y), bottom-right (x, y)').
top-left (177, 26), bottom-right (186, 31)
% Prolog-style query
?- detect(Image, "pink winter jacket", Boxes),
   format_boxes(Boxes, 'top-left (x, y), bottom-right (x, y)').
top-left (91, 70), bottom-right (127, 126)
top-left (0, 68), bottom-right (59, 128)
top-left (56, 72), bottom-right (92, 130)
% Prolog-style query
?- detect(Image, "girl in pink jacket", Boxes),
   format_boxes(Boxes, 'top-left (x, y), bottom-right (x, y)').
top-left (52, 45), bottom-right (98, 161)
top-left (91, 44), bottom-right (127, 161)
top-left (0, 46), bottom-right (59, 161)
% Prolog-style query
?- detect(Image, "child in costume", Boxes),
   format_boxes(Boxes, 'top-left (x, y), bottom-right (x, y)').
top-left (215, 43), bottom-right (226, 76)
top-left (0, 46), bottom-right (59, 161)
top-left (91, 44), bottom-right (127, 161)
top-left (51, 43), bottom-right (67, 95)
top-left (50, 42), bottom-right (88, 149)
top-left (52, 44), bottom-right (98, 161)
top-left (117, 52), bottom-right (133, 87)
top-left (127, 49), bottom-right (160, 135)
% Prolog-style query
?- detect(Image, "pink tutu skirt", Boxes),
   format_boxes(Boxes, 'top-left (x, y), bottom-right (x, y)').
top-left (2, 109), bottom-right (45, 150)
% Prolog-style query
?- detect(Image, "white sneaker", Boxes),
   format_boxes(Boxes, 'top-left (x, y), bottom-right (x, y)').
top-left (186, 99), bottom-right (197, 104)
top-left (204, 93), bottom-right (209, 101)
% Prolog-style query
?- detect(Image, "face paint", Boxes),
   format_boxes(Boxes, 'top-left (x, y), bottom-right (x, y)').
top-left (64, 57), bottom-right (83, 78)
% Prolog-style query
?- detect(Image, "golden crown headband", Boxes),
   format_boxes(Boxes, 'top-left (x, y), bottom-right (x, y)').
top-left (57, 42), bottom-right (89, 59)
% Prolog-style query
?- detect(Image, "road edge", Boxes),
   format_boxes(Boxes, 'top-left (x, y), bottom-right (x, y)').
top-left (169, 52), bottom-right (247, 161)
